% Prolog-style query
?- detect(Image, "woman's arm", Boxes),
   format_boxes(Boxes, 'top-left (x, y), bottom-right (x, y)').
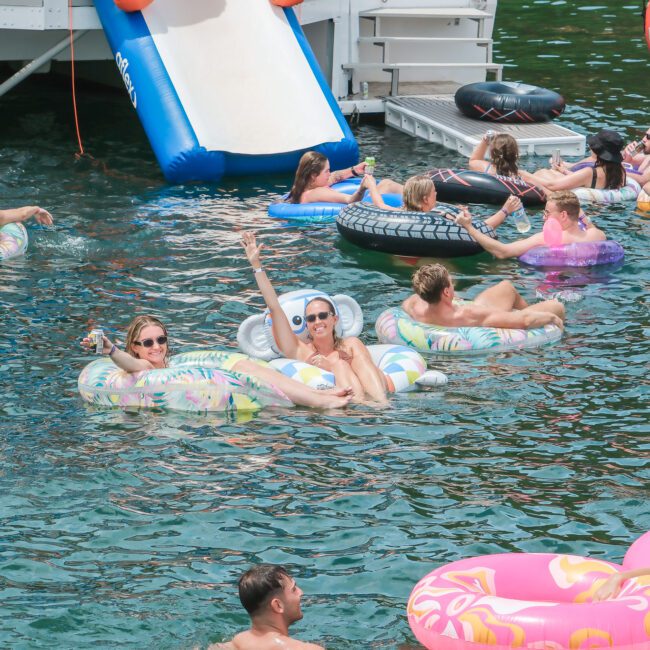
top-left (241, 232), bottom-right (302, 359)
top-left (593, 567), bottom-right (650, 601)
top-left (468, 135), bottom-right (491, 173)
top-left (327, 161), bottom-right (367, 186)
top-left (0, 206), bottom-right (53, 227)
top-left (80, 334), bottom-right (153, 372)
top-left (364, 175), bottom-right (397, 210)
top-left (301, 177), bottom-right (368, 205)
top-left (483, 195), bottom-right (521, 229)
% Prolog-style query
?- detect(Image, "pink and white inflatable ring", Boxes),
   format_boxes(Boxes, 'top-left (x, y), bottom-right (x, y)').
top-left (408, 531), bottom-right (650, 649)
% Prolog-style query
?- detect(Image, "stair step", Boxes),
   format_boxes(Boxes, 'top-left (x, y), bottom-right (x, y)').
top-left (359, 37), bottom-right (492, 44)
top-left (360, 7), bottom-right (493, 20)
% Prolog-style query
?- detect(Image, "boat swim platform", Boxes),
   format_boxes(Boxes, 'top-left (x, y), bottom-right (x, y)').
top-left (384, 95), bottom-right (586, 159)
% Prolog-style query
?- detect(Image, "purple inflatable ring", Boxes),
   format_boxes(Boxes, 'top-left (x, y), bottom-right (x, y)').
top-left (519, 240), bottom-right (624, 267)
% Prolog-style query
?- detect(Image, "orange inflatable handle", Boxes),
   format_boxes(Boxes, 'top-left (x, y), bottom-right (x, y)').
top-left (114, 0), bottom-right (153, 12)
top-left (271, 0), bottom-right (303, 6)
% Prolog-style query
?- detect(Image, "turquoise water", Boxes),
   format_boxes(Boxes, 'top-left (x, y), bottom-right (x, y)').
top-left (0, 2), bottom-right (649, 648)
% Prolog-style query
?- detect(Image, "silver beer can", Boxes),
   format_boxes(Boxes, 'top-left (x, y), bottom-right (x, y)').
top-left (90, 328), bottom-right (104, 354)
top-left (361, 81), bottom-right (369, 100)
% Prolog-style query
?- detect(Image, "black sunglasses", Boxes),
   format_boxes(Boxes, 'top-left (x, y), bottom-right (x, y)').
top-left (305, 311), bottom-right (333, 323)
top-left (133, 335), bottom-right (168, 348)
top-left (643, 133), bottom-right (650, 139)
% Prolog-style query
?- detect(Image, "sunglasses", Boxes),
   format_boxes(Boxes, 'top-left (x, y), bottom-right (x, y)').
top-left (133, 335), bottom-right (168, 348)
top-left (642, 133), bottom-right (650, 140)
top-left (305, 311), bottom-right (333, 323)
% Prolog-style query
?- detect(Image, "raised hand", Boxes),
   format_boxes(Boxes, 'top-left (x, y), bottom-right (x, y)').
top-left (241, 231), bottom-right (264, 269)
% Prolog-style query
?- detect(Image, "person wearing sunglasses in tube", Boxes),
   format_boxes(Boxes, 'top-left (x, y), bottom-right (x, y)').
top-left (80, 315), bottom-right (353, 409)
top-left (241, 231), bottom-right (389, 405)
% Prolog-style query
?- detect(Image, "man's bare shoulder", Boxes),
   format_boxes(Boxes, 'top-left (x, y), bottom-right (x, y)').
top-left (211, 631), bottom-right (324, 650)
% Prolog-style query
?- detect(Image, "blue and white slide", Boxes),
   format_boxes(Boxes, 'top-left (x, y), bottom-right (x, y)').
top-left (94, 0), bottom-right (358, 183)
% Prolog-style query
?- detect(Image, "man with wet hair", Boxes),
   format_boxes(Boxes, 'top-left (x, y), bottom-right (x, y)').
top-left (212, 564), bottom-right (324, 650)
top-left (403, 263), bottom-right (564, 330)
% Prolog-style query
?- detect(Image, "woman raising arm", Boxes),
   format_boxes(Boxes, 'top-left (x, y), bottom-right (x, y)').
top-left (241, 231), bottom-right (389, 404)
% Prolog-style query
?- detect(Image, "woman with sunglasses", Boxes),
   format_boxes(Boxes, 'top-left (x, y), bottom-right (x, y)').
top-left (81, 315), bottom-right (353, 409)
top-left (532, 129), bottom-right (627, 192)
top-left (241, 232), bottom-right (389, 405)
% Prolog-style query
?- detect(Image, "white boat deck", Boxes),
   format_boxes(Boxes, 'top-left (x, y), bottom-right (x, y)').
top-left (385, 95), bottom-right (585, 158)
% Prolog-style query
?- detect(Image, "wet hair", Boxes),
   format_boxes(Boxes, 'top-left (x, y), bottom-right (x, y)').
top-left (124, 315), bottom-right (170, 363)
top-left (412, 264), bottom-right (452, 304)
top-left (305, 297), bottom-right (342, 350)
top-left (238, 564), bottom-right (290, 617)
top-left (546, 191), bottom-right (581, 221)
top-left (287, 151), bottom-right (328, 203)
top-left (490, 134), bottom-right (520, 178)
top-left (594, 157), bottom-right (626, 190)
top-left (403, 175), bottom-right (435, 212)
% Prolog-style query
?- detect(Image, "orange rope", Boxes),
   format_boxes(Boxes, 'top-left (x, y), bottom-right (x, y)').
top-left (68, 0), bottom-right (85, 156)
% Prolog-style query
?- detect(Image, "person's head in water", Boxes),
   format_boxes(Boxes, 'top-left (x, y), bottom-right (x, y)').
top-left (238, 564), bottom-right (304, 625)
top-left (288, 151), bottom-right (329, 203)
top-left (412, 263), bottom-right (453, 304)
top-left (403, 175), bottom-right (437, 212)
top-left (489, 133), bottom-right (520, 177)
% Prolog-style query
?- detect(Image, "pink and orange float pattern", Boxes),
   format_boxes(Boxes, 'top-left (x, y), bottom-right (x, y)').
top-left (408, 531), bottom-right (650, 649)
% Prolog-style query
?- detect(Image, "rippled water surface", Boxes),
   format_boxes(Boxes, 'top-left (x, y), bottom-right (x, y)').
top-left (0, 2), bottom-right (649, 648)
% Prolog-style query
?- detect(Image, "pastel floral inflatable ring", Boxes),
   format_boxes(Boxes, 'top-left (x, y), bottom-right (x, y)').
top-left (408, 531), bottom-right (650, 650)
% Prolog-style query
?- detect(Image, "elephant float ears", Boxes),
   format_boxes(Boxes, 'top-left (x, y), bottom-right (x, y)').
top-left (237, 289), bottom-right (364, 360)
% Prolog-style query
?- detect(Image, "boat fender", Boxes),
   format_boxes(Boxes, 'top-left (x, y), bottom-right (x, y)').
top-left (114, 0), bottom-right (153, 11)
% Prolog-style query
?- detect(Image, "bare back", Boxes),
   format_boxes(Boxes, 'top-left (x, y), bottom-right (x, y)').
top-left (210, 630), bottom-right (324, 650)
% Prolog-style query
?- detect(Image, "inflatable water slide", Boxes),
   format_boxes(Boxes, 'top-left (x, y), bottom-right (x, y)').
top-left (94, 0), bottom-right (358, 182)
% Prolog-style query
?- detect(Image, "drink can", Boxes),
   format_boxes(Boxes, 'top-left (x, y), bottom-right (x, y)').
top-left (634, 141), bottom-right (646, 153)
top-left (552, 149), bottom-right (561, 165)
top-left (364, 156), bottom-right (375, 174)
top-left (90, 328), bottom-right (104, 355)
top-left (485, 130), bottom-right (495, 142)
top-left (361, 81), bottom-right (369, 100)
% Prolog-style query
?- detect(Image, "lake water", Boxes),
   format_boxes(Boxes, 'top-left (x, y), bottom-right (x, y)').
top-left (0, 2), bottom-right (648, 648)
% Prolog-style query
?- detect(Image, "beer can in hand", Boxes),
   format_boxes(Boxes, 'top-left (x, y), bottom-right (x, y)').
top-left (90, 329), bottom-right (104, 355)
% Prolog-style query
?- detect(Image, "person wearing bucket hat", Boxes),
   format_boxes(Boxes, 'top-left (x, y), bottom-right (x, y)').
top-left (532, 128), bottom-right (626, 193)
top-left (241, 231), bottom-right (390, 405)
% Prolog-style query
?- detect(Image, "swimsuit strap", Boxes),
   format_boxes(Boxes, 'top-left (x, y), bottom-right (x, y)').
top-left (590, 166), bottom-right (598, 189)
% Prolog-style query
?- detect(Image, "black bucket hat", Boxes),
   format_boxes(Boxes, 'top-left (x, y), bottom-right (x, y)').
top-left (586, 129), bottom-right (624, 163)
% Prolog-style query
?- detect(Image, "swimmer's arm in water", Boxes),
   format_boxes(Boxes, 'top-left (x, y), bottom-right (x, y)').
top-left (241, 231), bottom-right (302, 359)
top-left (0, 206), bottom-right (53, 227)
top-left (80, 335), bottom-right (155, 372)
top-left (593, 567), bottom-right (650, 601)
top-left (455, 208), bottom-right (545, 258)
